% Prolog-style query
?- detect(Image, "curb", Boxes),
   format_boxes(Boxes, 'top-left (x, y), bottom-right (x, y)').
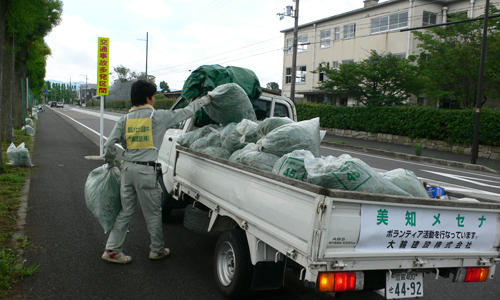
top-left (11, 178), bottom-right (30, 264)
top-left (321, 141), bottom-right (498, 174)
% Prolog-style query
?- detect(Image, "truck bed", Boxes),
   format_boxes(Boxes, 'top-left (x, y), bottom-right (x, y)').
top-left (173, 146), bottom-right (500, 282)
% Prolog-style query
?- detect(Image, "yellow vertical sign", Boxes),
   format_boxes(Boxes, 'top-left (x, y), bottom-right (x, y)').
top-left (97, 37), bottom-right (110, 95)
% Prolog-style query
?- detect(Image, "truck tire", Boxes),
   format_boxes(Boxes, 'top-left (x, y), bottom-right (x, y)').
top-left (183, 204), bottom-right (218, 235)
top-left (214, 229), bottom-right (253, 300)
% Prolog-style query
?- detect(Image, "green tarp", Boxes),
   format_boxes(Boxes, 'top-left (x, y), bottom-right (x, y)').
top-left (181, 65), bottom-right (262, 103)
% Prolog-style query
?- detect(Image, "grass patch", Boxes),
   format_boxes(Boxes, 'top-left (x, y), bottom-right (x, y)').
top-left (329, 140), bottom-right (348, 145)
top-left (0, 129), bottom-right (38, 297)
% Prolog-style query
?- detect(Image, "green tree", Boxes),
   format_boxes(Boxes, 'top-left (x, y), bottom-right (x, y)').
top-left (159, 81), bottom-right (171, 93)
top-left (1, 0), bottom-right (62, 142)
top-left (113, 64), bottom-right (131, 82)
top-left (413, 8), bottom-right (500, 108)
top-left (266, 82), bottom-right (281, 92)
top-left (314, 50), bottom-right (424, 106)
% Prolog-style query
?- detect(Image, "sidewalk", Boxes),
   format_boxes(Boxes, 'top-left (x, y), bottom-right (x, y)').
top-left (322, 134), bottom-right (500, 174)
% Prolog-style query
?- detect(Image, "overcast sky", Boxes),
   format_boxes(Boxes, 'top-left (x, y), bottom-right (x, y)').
top-left (44, 0), bottom-right (383, 90)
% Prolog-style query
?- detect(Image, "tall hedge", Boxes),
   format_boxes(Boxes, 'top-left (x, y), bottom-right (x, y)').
top-left (296, 103), bottom-right (500, 146)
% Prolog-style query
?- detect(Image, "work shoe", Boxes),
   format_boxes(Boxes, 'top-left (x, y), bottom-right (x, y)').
top-left (149, 248), bottom-right (171, 260)
top-left (102, 250), bottom-right (132, 264)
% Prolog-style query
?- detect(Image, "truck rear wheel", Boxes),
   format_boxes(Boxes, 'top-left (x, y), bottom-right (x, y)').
top-left (214, 229), bottom-right (253, 300)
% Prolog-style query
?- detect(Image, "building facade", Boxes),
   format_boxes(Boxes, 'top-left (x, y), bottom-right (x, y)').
top-left (281, 0), bottom-right (496, 106)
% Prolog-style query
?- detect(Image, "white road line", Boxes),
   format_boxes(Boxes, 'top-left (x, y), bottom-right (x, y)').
top-left (68, 107), bottom-right (122, 121)
top-left (52, 108), bottom-right (124, 150)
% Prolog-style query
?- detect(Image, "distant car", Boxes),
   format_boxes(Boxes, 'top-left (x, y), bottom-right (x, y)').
top-left (57, 102), bottom-right (64, 108)
top-left (50, 101), bottom-right (57, 107)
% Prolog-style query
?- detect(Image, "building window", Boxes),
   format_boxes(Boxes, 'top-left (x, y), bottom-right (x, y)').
top-left (342, 59), bottom-right (354, 64)
top-left (344, 23), bottom-right (355, 39)
top-left (417, 97), bottom-right (425, 106)
top-left (286, 67), bottom-right (292, 84)
top-left (422, 11), bottom-right (437, 26)
top-left (332, 61), bottom-right (339, 69)
top-left (392, 53), bottom-right (406, 59)
top-left (298, 35), bottom-right (308, 52)
top-left (340, 96), bottom-right (348, 106)
top-left (371, 11), bottom-right (408, 33)
top-left (297, 66), bottom-right (307, 83)
top-left (286, 38), bottom-right (293, 55)
top-left (319, 62), bottom-right (329, 82)
top-left (320, 29), bottom-right (331, 48)
top-left (333, 27), bottom-right (340, 41)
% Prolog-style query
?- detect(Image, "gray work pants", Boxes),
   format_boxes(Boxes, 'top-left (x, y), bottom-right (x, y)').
top-left (106, 161), bottom-right (165, 253)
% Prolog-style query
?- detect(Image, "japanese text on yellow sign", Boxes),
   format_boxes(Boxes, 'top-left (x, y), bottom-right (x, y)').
top-left (97, 37), bottom-right (110, 95)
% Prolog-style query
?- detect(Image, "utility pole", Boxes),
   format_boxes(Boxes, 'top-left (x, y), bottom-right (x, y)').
top-left (471, 0), bottom-right (490, 164)
top-left (278, 0), bottom-right (299, 102)
top-left (138, 33), bottom-right (149, 82)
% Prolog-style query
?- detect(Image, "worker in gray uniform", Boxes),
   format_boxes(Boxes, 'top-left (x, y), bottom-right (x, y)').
top-left (102, 80), bottom-right (210, 264)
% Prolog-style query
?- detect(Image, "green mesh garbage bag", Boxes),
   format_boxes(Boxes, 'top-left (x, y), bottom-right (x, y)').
top-left (236, 119), bottom-right (259, 143)
top-left (206, 131), bottom-right (223, 148)
top-left (382, 168), bottom-right (429, 198)
top-left (204, 83), bottom-right (257, 125)
top-left (7, 142), bottom-right (34, 167)
top-left (22, 125), bottom-right (35, 136)
top-left (256, 117), bottom-right (294, 138)
top-left (257, 118), bottom-right (321, 158)
top-left (273, 150), bottom-right (314, 181)
top-left (85, 165), bottom-right (122, 233)
top-left (222, 123), bottom-right (248, 153)
top-left (25, 118), bottom-right (34, 126)
top-left (190, 137), bottom-right (209, 152)
top-left (202, 147), bottom-right (231, 159)
top-left (305, 154), bottom-right (411, 196)
top-left (228, 143), bottom-right (257, 162)
top-left (177, 124), bottom-right (218, 147)
top-left (239, 150), bottom-right (280, 172)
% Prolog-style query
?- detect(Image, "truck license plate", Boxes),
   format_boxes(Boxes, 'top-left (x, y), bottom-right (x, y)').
top-left (385, 271), bottom-right (423, 299)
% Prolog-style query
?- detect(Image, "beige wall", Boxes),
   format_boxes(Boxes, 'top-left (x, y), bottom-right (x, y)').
top-left (281, 0), bottom-right (497, 105)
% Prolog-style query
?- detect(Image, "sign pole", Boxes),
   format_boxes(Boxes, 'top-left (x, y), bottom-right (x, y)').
top-left (97, 37), bottom-right (110, 158)
top-left (100, 95), bottom-right (104, 156)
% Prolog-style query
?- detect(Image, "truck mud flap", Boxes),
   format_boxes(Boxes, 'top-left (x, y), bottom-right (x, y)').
top-left (251, 261), bottom-right (285, 291)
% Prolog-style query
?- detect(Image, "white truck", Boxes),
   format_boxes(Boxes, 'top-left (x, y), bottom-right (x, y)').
top-left (157, 93), bottom-right (500, 299)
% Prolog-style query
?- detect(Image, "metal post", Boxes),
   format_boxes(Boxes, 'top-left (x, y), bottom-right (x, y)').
top-left (471, 0), bottom-right (490, 164)
top-left (146, 32), bottom-right (148, 82)
top-left (290, 0), bottom-right (299, 103)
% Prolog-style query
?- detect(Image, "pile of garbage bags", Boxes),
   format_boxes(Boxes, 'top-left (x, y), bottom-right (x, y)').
top-left (85, 165), bottom-right (122, 233)
top-left (175, 81), bottom-right (428, 198)
top-left (7, 142), bottom-right (34, 167)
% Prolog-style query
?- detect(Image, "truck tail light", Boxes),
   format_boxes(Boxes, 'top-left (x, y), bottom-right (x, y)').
top-left (318, 272), bottom-right (364, 292)
top-left (464, 268), bottom-right (489, 282)
top-left (455, 268), bottom-right (489, 282)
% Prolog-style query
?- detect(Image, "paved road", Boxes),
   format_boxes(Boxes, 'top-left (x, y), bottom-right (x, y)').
top-left (18, 107), bottom-right (500, 300)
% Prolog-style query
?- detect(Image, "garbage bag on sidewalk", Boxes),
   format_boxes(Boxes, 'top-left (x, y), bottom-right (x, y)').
top-left (382, 168), bottom-right (430, 198)
top-left (204, 83), bottom-right (257, 125)
top-left (273, 150), bottom-right (314, 181)
top-left (305, 154), bottom-right (411, 196)
top-left (22, 125), bottom-right (35, 136)
top-left (7, 142), bottom-right (34, 167)
top-left (25, 118), bottom-right (35, 126)
top-left (257, 118), bottom-right (321, 158)
top-left (85, 165), bottom-right (122, 233)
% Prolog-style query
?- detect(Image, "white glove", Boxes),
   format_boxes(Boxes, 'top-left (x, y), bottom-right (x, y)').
top-left (199, 95), bottom-right (211, 106)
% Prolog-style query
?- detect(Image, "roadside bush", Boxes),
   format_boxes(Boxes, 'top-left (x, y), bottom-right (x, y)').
top-left (296, 103), bottom-right (500, 146)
